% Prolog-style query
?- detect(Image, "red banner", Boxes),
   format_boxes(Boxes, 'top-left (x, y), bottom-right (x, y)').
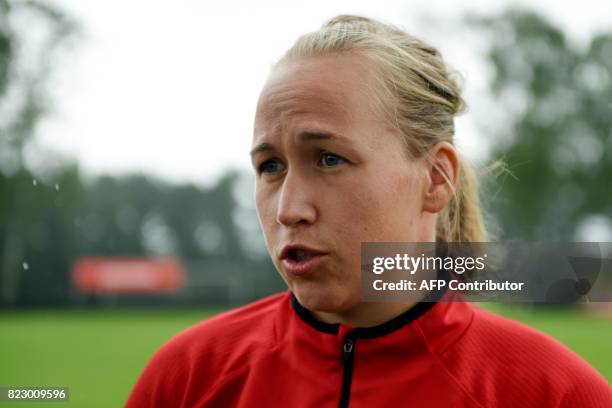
top-left (72, 257), bottom-right (185, 294)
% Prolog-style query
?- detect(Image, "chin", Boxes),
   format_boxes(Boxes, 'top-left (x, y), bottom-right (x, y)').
top-left (293, 283), bottom-right (359, 314)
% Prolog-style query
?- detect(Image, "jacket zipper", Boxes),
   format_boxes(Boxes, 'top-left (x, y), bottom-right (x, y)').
top-left (338, 332), bottom-right (356, 408)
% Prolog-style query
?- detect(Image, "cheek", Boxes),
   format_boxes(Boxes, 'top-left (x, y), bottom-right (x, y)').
top-left (255, 187), bottom-right (277, 237)
top-left (327, 188), bottom-right (385, 240)
top-left (335, 173), bottom-right (422, 241)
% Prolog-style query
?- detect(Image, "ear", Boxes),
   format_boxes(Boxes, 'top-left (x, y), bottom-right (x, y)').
top-left (422, 142), bottom-right (459, 213)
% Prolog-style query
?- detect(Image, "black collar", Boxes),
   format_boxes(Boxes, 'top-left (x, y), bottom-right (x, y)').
top-left (291, 268), bottom-right (450, 339)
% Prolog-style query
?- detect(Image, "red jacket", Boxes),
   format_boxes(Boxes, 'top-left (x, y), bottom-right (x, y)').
top-left (126, 291), bottom-right (611, 407)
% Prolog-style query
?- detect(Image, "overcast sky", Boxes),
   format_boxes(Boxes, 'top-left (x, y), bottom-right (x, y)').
top-left (35, 0), bottom-right (612, 186)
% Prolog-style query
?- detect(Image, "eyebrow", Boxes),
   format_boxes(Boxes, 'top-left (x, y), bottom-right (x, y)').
top-left (249, 131), bottom-right (346, 156)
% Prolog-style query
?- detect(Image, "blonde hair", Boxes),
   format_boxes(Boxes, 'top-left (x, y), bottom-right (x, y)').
top-left (278, 14), bottom-right (488, 242)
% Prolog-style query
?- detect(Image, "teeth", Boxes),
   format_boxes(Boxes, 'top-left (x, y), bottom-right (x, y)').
top-left (294, 250), bottom-right (313, 261)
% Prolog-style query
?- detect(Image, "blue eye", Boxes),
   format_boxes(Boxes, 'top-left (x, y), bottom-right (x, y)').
top-left (259, 159), bottom-right (285, 174)
top-left (321, 152), bottom-right (345, 167)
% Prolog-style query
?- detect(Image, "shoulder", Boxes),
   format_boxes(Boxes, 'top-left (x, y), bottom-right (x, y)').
top-left (125, 291), bottom-right (290, 407)
top-left (167, 290), bottom-right (289, 354)
top-left (444, 304), bottom-right (611, 407)
top-left (468, 305), bottom-right (599, 372)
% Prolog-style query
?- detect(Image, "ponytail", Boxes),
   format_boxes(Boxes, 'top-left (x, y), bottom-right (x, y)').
top-left (442, 156), bottom-right (488, 242)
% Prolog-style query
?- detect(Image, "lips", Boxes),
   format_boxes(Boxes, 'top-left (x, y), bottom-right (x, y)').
top-left (279, 244), bottom-right (328, 276)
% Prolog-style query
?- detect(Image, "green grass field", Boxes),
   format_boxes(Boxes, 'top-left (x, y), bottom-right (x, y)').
top-left (0, 305), bottom-right (610, 407)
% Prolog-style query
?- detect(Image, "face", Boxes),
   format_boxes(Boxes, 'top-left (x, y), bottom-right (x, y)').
top-left (251, 53), bottom-right (436, 314)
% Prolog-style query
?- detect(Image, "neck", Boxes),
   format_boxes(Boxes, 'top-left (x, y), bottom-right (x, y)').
top-left (310, 266), bottom-right (441, 328)
top-left (312, 300), bottom-right (420, 328)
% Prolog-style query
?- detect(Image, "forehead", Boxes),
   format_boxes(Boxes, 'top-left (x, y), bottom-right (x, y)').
top-left (254, 54), bottom-right (379, 135)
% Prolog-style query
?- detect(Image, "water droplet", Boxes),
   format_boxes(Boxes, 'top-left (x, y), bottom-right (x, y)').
top-left (22, 262), bottom-right (29, 270)
top-left (32, 179), bottom-right (37, 186)
top-left (55, 184), bottom-right (60, 191)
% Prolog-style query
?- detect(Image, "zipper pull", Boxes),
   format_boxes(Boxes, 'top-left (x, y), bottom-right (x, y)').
top-left (343, 337), bottom-right (354, 363)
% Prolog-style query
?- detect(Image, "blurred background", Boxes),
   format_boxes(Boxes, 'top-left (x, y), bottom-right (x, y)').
top-left (0, 0), bottom-right (611, 406)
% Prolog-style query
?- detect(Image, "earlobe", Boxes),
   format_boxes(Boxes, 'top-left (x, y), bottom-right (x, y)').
top-left (422, 142), bottom-right (459, 213)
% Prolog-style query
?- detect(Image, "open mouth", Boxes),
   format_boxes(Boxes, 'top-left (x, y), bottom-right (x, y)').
top-left (280, 245), bottom-right (327, 275)
top-left (289, 249), bottom-right (315, 262)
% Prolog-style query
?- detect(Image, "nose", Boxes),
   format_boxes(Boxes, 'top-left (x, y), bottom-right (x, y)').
top-left (276, 170), bottom-right (317, 227)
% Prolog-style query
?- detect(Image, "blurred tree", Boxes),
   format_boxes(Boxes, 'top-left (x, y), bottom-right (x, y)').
top-left (0, 0), bottom-right (79, 306)
top-left (0, 0), bottom-right (78, 170)
top-left (471, 10), bottom-right (612, 240)
top-left (76, 172), bottom-right (245, 260)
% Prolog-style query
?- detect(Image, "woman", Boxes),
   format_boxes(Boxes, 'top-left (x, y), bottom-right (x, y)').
top-left (126, 15), bottom-right (611, 407)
